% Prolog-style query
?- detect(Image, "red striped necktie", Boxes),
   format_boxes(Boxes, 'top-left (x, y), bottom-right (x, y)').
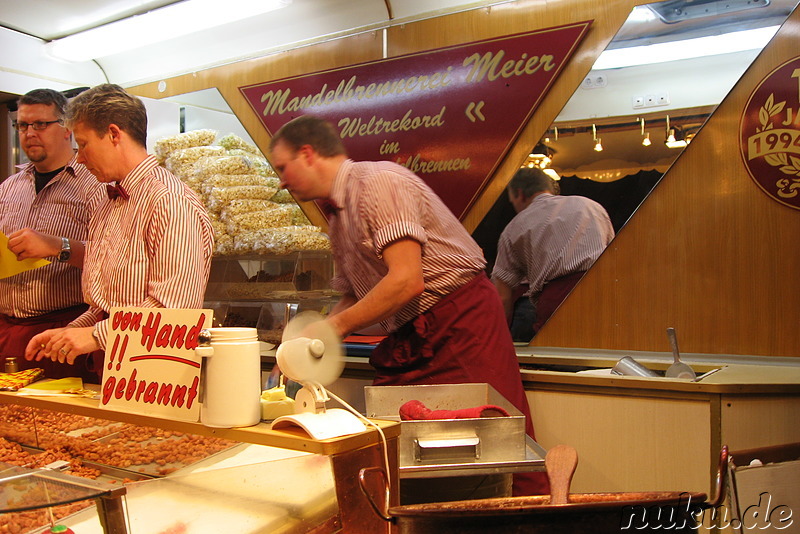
top-left (106, 183), bottom-right (128, 200)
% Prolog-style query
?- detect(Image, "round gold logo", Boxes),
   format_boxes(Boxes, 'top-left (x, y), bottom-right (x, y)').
top-left (740, 56), bottom-right (800, 210)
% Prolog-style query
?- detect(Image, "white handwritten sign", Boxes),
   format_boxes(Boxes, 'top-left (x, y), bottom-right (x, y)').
top-left (100, 307), bottom-right (211, 422)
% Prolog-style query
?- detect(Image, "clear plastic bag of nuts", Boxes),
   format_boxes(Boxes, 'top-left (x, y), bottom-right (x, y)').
top-left (225, 206), bottom-right (296, 235)
top-left (220, 199), bottom-right (280, 222)
top-left (166, 146), bottom-right (226, 178)
top-left (193, 155), bottom-right (255, 181)
top-left (206, 185), bottom-right (279, 214)
top-left (154, 129), bottom-right (217, 163)
top-left (202, 173), bottom-right (275, 196)
top-left (233, 226), bottom-right (330, 255)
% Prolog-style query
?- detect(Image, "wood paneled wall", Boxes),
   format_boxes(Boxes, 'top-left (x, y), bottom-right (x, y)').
top-left (533, 7), bottom-right (800, 358)
top-left (128, 0), bottom-right (800, 360)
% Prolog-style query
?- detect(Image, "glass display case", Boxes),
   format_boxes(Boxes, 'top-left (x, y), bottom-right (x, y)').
top-left (0, 392), bottom-right (401, 534)
top-left (204, 251), bottom-right (338, 347)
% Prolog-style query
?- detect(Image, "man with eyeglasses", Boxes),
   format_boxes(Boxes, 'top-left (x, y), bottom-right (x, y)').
top-left (0, 88), bottom-right (104, 382)
top-left (24, 84), bottom-right (213, 374)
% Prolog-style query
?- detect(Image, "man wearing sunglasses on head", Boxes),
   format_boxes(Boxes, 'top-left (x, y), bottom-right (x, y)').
top-left (0, 88), bottom-right (104, 382)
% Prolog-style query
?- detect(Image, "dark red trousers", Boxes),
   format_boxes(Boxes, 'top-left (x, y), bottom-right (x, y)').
top-left (370, 272), bottom-right (550, 495)
top-left (0, 304), bottom-right (101, 384)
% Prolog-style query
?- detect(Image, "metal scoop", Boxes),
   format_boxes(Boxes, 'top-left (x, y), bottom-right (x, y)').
top-left (665, 327), bottom-right (696, 379)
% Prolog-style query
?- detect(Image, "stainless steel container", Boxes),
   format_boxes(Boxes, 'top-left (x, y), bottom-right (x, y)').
top-left (611, 356), bottom-right (658, 377)
top-left (364, 383), bottom-right (544, 479)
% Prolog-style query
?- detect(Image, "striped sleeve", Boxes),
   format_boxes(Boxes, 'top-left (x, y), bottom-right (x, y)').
top-left (360, 168), bottom-right (428, 257)
top-left (492, 230), bottom-right (526, 289)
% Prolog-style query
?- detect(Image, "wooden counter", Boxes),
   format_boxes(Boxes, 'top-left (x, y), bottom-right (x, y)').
top-left (331, 349), bottom-right (799, 499)
top-left (517, 348), bottom-right (800, 394)
top-left (0, 387), bottom-right (399, 456)
top-left (515, 349), bottom-right (800, 497)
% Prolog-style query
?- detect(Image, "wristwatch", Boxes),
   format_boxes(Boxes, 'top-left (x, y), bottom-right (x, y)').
top-left (58, 237), bottom-right (71, 262)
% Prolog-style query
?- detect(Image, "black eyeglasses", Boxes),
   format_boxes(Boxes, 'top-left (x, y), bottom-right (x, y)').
top-left (12, 120), bottom-right (63, 132)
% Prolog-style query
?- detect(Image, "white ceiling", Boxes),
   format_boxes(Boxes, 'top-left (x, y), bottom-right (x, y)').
top-left (1, 0), bottom-right (794, 89)
top-left (0, 0), bottom-right (183, 39)
top-left (0, 0), bottom-right (518, 91)
top-left (0, 0), bottom-right (797, 173)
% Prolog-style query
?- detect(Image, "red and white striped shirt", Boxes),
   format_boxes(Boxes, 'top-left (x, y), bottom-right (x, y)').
top-left (492, 192), bottom-right (614, 298)
top-left (0, 157), bottom-right (104, 318)
top-left (328, 159), bottom-right (485, 332)
top-left (70, 156), bottom-right (214, 348)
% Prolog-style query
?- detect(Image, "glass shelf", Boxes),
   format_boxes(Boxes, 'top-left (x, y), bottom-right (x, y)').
top-left (0, 461), bottom-right (126, 514)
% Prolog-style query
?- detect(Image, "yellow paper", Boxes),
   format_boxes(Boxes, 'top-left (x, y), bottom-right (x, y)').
top-left (16, 376), bottom-right (93, 397)
top-left (0, 231), bottom-right (51, 279)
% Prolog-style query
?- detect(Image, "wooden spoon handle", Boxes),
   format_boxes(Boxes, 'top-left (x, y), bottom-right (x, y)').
top-left (546, 444), bottom-right (578, 505)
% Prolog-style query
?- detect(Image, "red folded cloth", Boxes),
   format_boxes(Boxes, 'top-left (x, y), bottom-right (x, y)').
top-left (399, 399), bottom-right (509, 420)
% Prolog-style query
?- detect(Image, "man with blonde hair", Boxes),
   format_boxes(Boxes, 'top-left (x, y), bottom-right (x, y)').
top-left (26, 84), bottom-right (214, 374)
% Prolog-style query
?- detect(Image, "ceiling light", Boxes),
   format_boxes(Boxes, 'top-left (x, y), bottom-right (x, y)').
top-left (543, 169), bottom-right (561, 181)
top-left (591, 124), bottom-right (603, 152)
top-left (45, 0), bottom-right (292, 62)
top-left (524, 142), bottom-right (554, 169)
top-left (666, 129), bottom-right (677, 144)
top-left (665, 128), bottom-right (688, 148)
top-left (592, 25), bottom-right (779, 70)
top-left (639, 118), bottom-right (651, 146)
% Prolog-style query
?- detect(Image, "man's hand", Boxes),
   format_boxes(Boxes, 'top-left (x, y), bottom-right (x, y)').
top-left (7, 228), bottom-right (60, 260)
top-left (327, 238), bottom-right (424, 338)
top-left (25, 327), bottom-right (100, 364)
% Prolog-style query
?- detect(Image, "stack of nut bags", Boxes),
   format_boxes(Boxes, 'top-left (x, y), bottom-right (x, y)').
top-left (155, 130), bottom-right (329, 256)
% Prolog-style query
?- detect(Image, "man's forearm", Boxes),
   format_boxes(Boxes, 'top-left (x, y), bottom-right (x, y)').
top-left (492, 277), bottom-right (515, 325)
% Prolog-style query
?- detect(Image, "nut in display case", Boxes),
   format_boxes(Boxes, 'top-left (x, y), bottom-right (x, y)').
top-left (0, 404), bottom-right (241, 533)
top-left (205, 252), bottom-right (334, 302)
top-left (0, 403), bottom-right (341, 533)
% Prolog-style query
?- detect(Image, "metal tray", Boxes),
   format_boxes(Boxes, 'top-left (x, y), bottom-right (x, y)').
top-left (365, 383), bottom-right (545, 478)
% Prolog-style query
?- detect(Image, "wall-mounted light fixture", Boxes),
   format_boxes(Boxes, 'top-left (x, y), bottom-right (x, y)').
top-left (666, 129), bottom-right (688, 149)
top-left (640, 118), bottom-right (651, 147)
top-left (592, 124), bottom-right (603, 152)
top-left (523, 142), bottom-right (555, 169)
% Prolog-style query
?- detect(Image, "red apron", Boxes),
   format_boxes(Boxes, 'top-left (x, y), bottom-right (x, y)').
top-left (370, 272), bottom-right (550, 495)
top-left (0, 304), bottom-right (101, 384)
top-left (532, 271), bottom-right (586, 334)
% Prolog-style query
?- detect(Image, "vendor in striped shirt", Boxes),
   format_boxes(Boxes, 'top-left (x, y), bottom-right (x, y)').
top-left (270, 115), bottom-right (549, 495)
top-left (24, 84), bottom-right (213, 378)
top-left (491, 167), bottom-right (615, 336)
top-left (1, 88), bottom-right (104, 381)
